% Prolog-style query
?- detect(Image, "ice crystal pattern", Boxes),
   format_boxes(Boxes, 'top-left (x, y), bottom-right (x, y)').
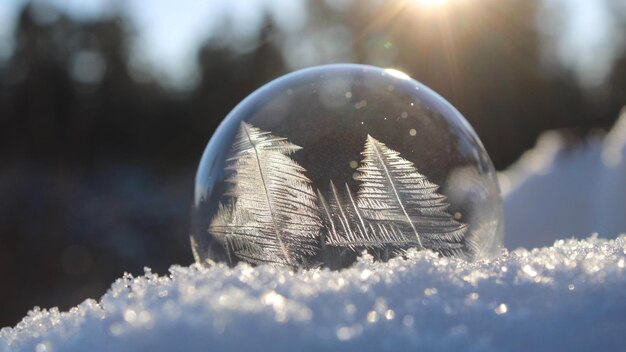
top-left (319, 136), bottom-right (468, 257)
top-left (208, 123), bottom-right (321, 267)
top-left (209, 122), bottom-right (469, 266)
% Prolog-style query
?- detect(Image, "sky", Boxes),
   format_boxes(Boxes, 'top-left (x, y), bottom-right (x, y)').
top-left (0, 0), bottom-right (622, 90)
top-left (538, 0), bottom-right (624, 89)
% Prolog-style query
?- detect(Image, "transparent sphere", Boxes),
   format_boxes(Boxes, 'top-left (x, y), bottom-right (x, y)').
top-left (191, 64), bottom-right (503, 269)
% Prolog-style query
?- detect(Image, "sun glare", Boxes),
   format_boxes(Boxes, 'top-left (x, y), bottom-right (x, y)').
top-left (383, 68), bottom-right (411, 80)
top-left (416, 0), bottom-right (447, 6)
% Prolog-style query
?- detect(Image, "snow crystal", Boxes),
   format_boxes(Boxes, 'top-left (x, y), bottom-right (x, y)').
top-left (3, 236), bottom-right (626, 351)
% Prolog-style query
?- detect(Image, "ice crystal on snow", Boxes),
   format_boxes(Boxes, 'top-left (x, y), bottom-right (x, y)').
top-left (3, 236), bottom-right (626, 351)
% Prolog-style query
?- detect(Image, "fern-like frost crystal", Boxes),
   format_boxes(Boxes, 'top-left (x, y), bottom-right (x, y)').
top-left (319, 135), bottom-right (468, 257)
top-left (319, 181), bottom-right (412, 251)
top-left (208, 122), bottom-right (321, 267)
top-left (357, 136), bottom-right (468, 255)
top-left (209, 124), bottom-right (470, 266)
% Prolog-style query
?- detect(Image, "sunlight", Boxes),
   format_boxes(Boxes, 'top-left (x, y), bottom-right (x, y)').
top-left (383, 68), bottom-right (411, 80)
top-left (416, 0), bottom-right (447, 6)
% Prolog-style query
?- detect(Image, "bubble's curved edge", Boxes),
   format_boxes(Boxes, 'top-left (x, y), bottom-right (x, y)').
top-left (191, 63), bottom-right (504, 265)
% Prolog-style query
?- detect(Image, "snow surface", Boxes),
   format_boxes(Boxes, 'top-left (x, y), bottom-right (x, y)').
top-left (501, 110), bottom-right (626, 249)
top-left (3, 236), bottom-right (626, 351)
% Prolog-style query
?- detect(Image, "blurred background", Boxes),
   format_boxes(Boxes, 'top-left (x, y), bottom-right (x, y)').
top-left (1, 0), bottom-right (625, 327)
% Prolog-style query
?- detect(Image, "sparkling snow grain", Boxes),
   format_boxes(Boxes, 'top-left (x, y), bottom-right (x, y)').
top-left (2, 236), bottom-right (626, 351)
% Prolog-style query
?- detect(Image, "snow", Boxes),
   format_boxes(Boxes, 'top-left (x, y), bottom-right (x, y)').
top-left (3, 235), bottom-right (626, 351)
top-left (3, 113), bottom-right (626, 352)
top-left (501, 109), bottom-right (626, 249)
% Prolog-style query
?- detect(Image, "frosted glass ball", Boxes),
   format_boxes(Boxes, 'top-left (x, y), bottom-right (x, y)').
top-left (191, 64), bottom-right (503, 269)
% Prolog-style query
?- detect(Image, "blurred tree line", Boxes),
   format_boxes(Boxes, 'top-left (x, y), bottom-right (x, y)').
top-left (0, 0), bottom-right (624, 326)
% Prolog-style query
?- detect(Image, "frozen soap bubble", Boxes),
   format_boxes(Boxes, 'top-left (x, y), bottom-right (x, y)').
top-left (191, 64), bottom-right (503, 269)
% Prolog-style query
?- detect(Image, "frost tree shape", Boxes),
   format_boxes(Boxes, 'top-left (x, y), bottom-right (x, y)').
top-left (322, 135), bottom-right (468, 256)
top-left (208, 122), bottom-right (321, 266)
top-left (209, 124), bottom-right (470, 267)
top-left (357, 135), bottom-right (468, 255)
top-left (318, 181), bottom-right (411, 251)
